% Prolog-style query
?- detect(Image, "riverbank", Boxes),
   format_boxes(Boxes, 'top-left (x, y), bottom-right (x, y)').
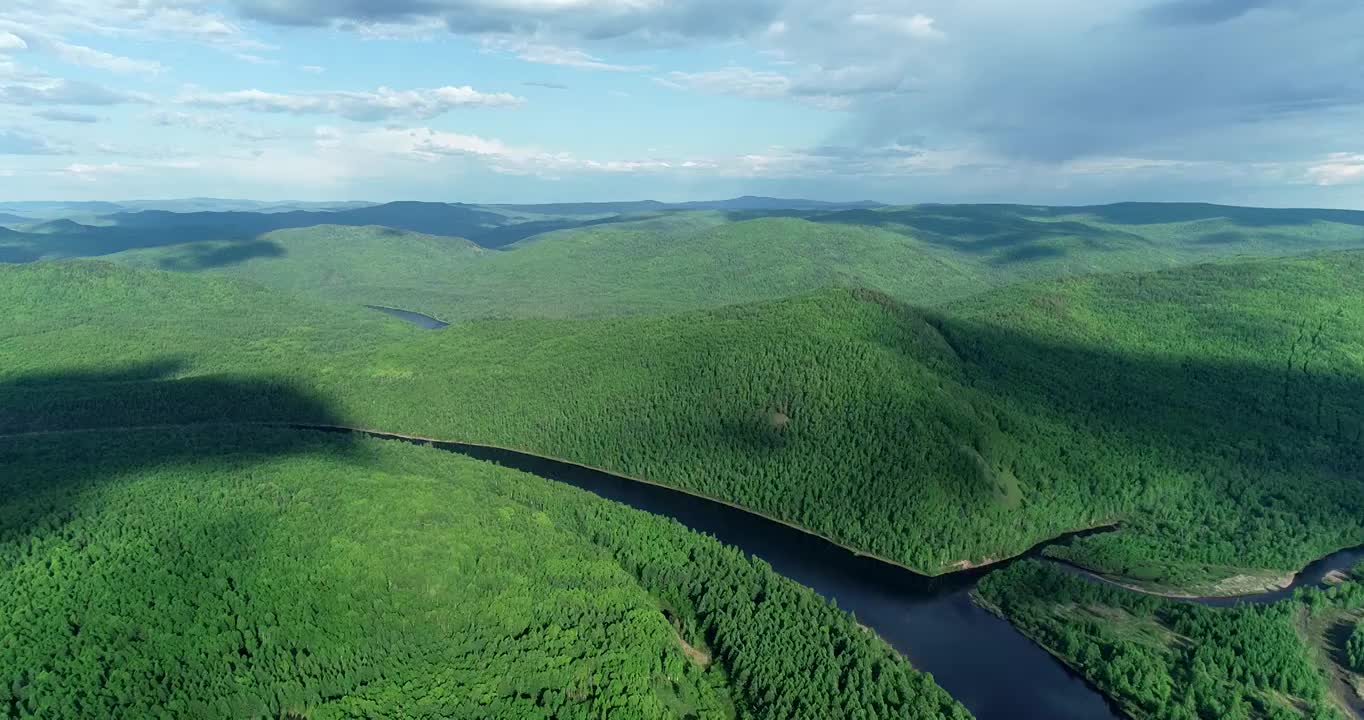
top-left (1051, 542), bottom-right (1364, 606)
top-left (0, 420), bottom-right (1124, 720)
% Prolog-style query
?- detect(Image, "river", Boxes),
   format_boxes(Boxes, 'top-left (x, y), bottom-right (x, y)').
top-left (309, 426), bottom-right (1125, 720)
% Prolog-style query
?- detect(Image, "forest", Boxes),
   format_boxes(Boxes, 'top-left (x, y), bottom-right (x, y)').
top-left (977, 559), bottom-right (1364, 719)
top-left (103, 203), bottom-right (1364, 323)
top-left (1350, 623), bottom-right (1364, 673)
top-left (1, 251), bottom-right (1362, 591)
top-left (0, 426), bottom-right (967, 720)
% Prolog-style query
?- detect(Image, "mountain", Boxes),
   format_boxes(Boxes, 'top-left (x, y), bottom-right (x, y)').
top-left (484, 196), bottom-right (885, 216)
top-left (108, 202), bottom-right (1364, 323)
top-left (115, 198), bottom-right (378, 213)
top-left (6, 252), bottom-right (1362, 593)
top-left (117, 225), bottom-right (483, 310)
top-left (0, 201), bottom-right (126, 218)
top-left (672, 195), bottom-right (886, 211)
top-left (484, 200), bottom-right (670, 216)
top-left (0, 213), bottom-right (34, 227)
top-left (0, 260), bottom-right (971, 720)
top-left (25, 218), bottom-right (95, 235)
top-left (103, 200), bottom-right (510, 238)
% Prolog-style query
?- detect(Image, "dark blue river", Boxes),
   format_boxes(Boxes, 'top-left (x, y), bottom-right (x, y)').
top-left (304, 425), bottom-right (1125, 720)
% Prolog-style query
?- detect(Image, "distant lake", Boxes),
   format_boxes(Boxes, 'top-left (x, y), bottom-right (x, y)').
top-left (364, 305), bottom-right (448, 329)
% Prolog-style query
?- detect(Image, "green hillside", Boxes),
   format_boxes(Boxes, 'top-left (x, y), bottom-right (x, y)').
top-left (105, 203), bottom-right (1364, 322)
top-left (2, 253), bottom-right (1361, 591)
top-left (0, 425), bottom-right (967, 720)
top-left (977, 560), bottom-right (1364, 720)
top-left (119, 224), bottom-right (486, 317)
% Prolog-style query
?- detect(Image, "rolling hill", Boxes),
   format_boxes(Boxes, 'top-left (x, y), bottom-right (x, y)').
top-left (104, 202), bottom-right (1364, 323)
top-left (3, 253), bottom-right (1360, 593)
top-left (1, 424), bottom-right (967, 719)
top-left (978, 559), bottom-right (1364, 719)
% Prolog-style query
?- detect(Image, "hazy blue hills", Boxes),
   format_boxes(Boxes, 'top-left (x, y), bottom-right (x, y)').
top-left (0, 201), bottom-right (126, 218)
top-left (5, 200), bottom-right (1364, 280)
top-left (113, 198), bottom-right (379, 213)
top-left (486, 196), bottom-right (887, 215)
top-left (0, 199), bottom-right (376, 217)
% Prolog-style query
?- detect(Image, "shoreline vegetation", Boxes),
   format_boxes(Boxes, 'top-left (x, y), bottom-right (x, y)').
top-left (0, 426), bottom-right (971, 720)
top-left (978, 559), bottom-right (1364, 720)
top-left (0, 419), bottom-right (1117, 583)
top-left (4, 420), bottom-right (1356, 601)
top-left (1054, 561), bottom-right (1298, 600)
top-left (3, 248), bottom-right (1362, 602)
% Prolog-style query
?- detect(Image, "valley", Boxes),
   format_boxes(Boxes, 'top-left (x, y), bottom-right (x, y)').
top-left (3, 199), bottom-right (1362, 719)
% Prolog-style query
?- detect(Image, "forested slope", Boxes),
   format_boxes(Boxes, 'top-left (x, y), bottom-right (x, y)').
top-left (0, 426), bottom-right (968, 720)
top-left (2, 253), bottom-right (1361, 591)
top-left (976, 560), bottom-right (1364, 719)
top-left (98, 203), bottom-right (1364, 321)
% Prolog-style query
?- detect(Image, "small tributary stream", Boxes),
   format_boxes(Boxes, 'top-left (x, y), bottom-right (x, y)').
top-left (1058, 545), bottom-right (1364, 608)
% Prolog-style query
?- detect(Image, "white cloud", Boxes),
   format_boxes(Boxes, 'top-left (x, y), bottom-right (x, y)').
top-left (1306, 153), bottom-right (1364, 186)
top-left (0, 75), bottom-right (150, 105)
top-left (657, 65), bottom-right (898, 109)
top-left (300, 64), bottom-right (325, 73)
top-left (180, 85), bottom-right (524, 120)
top-left (34, 108), bottom-right (100, 123)
top-left (5, 0), bottom-right (255, 47)
top-left (484, 38), bottom-right (649, 71)
top-left (0, 21), bottom-right (165, 74)
top-left (48, 39), bottom-right (164, 74)
top-left (151, 110), bottom-right (290, 142)
top-left (657, 67), bottom-right (791, 99)
top-left (234, 52), bottom-right (277, 65)
top-left (848, 12), bottom-right (944, 40)
top-left (310, 125), bottom-right (981, 182)
top-left (62, 161), bottom-right (131, 179)
top-left (0, 31), bottom-right (28, 51)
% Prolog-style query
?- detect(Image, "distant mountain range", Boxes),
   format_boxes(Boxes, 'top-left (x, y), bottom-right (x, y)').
top-left (0, 196), bottom-right (885, 221)
top-left (486, 196), bottom-right (887, 215)
top-left (4, 198), bottom-right (1364, 266)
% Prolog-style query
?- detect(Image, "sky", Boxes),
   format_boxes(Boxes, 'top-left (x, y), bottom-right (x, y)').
top-left (0, 0), bottom-right (1362, 206)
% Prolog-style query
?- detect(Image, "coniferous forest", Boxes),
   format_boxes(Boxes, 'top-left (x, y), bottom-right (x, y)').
top-left (977, 560), bottom-right (1364, 719)
top-left (0, 427), bottom-right (966, 720)
top-left (3, 251), bottom-right (1361, 588)
top-left (3, 202), bottom-right (1364, 718)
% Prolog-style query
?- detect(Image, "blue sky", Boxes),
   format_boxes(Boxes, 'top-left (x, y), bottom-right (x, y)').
top-left (1, 0), bottom-right (1362, 206)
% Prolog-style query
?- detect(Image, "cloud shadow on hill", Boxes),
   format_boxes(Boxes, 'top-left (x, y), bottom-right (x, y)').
top-left (563, 283), bottom-right (1363, 575)
top-left (0, 360), bottom-right (369, 542)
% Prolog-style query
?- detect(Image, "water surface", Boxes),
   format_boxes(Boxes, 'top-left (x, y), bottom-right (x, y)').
top-left (327, 430), bottom-right (1125, 720)
top-left (364, 305), bottom-right (448, 329)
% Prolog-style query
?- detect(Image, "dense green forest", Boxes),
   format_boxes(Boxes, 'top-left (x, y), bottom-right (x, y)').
top-left (977, 560), bottom-right (1364, 719)
top-left (101, 203), bottom-right (1364, 321)
top-left (2, 251), bottom-right (1361, 590)
top-left (1350, 623), bottom-right (1364, 673)
top-left (0, 426), bottom-right (967, 720)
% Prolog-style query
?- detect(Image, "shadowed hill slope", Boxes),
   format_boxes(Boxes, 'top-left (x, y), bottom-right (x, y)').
top-left (1, 416), bottom-right (969, 718)
top-left (3, 253), bottom-right (1360, 592)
